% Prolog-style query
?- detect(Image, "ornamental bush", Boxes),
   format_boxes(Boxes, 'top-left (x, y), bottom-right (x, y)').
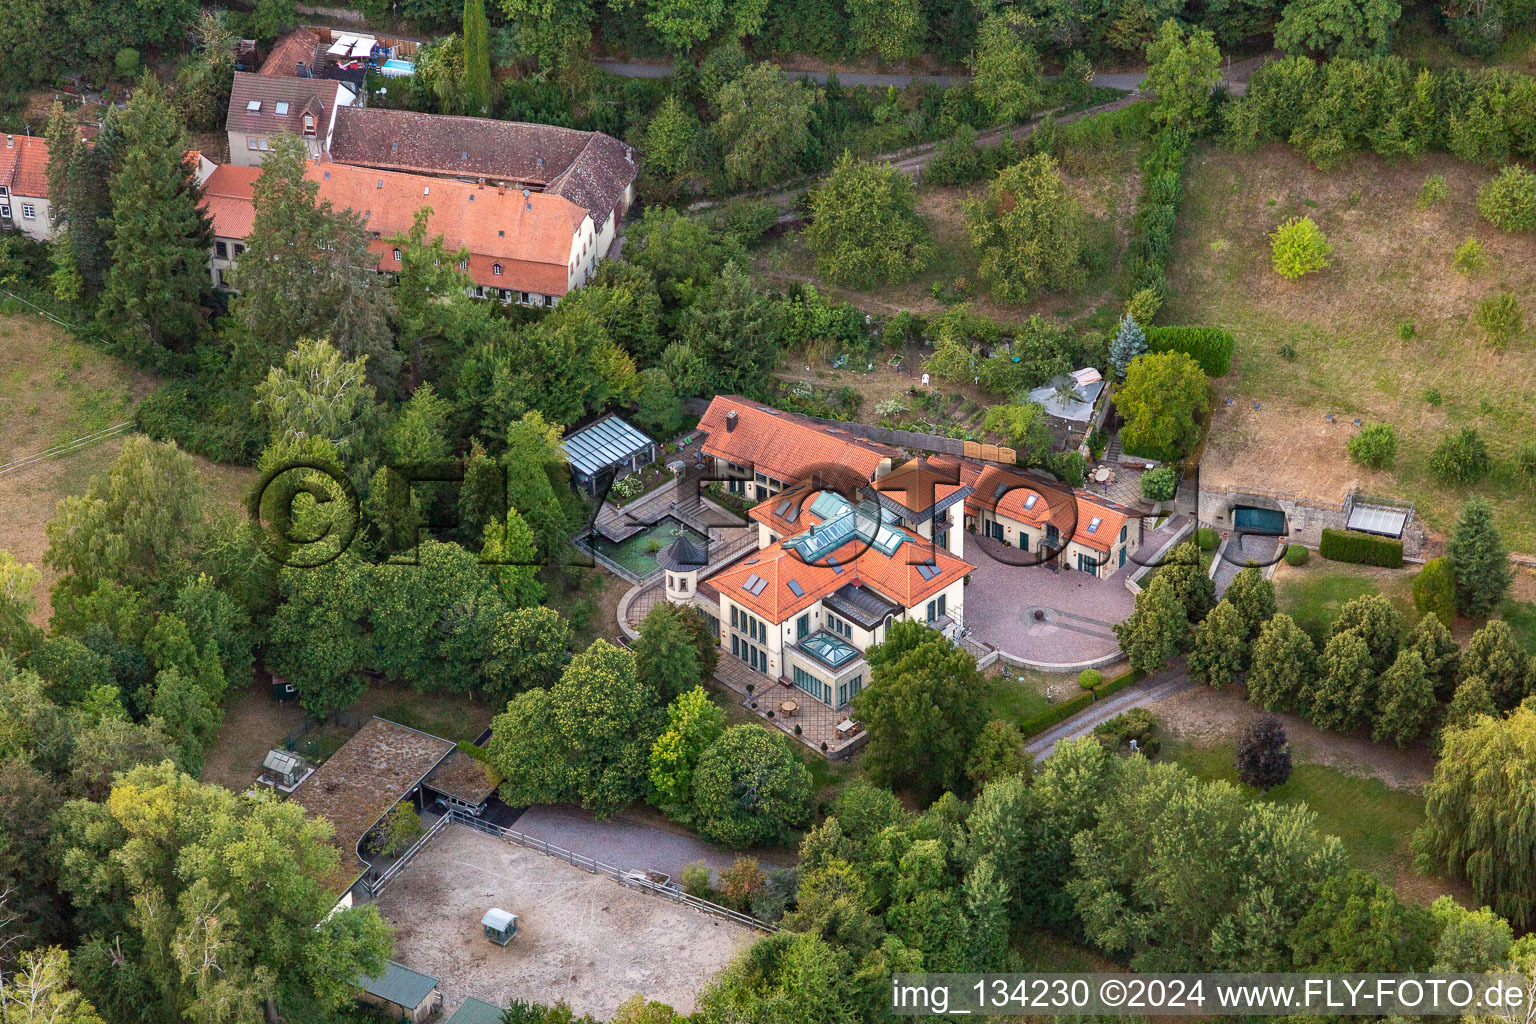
top-left (1078, 668), bottom-right (1103, 690)
top-left (1346, 422), bottom-right (1397, 469)
top-left (1141, 465), bottom-right (1178, 502)
top-left (1411, 557), bottom-right (1456, 627)
top-left (1270, 216), bottom-right (1332, 279)
top-left (1476, 165), bottom-right (1536, 232)
top-left (1430, 427), bottom-right (1492, 484)
top-left (1196, 527), bottom-right (1219, 550)
top-left (1474, 293), bottom-right (1523, 348)
top-left (1284, 543), bottom-right (1310, 566)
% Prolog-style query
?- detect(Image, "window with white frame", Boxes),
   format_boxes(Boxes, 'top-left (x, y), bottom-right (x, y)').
top-left (21, 204), bottom-right (34, 219)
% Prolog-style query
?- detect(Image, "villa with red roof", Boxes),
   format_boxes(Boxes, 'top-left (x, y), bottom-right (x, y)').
top-left (655, 396), bottom-right (1144, 712)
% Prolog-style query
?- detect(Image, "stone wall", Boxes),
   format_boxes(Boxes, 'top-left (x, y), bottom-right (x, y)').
top-left (1196, 486), bottom-right (1428, 561)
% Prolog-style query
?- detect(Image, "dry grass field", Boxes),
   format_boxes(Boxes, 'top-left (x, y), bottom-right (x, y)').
top-left (0, 313), bottom-right (255, 624)
top-left (1166, 145), bottom-right (1536, 550)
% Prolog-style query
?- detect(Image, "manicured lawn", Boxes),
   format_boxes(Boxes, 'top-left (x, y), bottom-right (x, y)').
top-left (1166, 740), bottom-right (1427, 883)
top-left (986, 668), bottom-right (1057, 723)
top-left (1274, 561), bottom-right (1417, 643)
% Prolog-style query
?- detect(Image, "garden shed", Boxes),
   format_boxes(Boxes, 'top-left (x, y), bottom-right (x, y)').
top-left (446, 998), bottom-right (507, 1024)
top-left (561, 415), bottom-right (658, 497)
top-left (258, 749), bottom-right (311, 792)
top-left (356, 960), bottom-right (442, 1022)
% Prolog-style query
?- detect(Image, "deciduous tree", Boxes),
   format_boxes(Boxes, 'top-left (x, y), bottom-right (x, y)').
top-left (854, 621), bottom-right (989, 800)
top-left (648, 685), bottom-right (726, 814)
top-left (634, 603), bottom-right (704, 704)
top-left (1328, 592), bottom-right (1402, 675)
top-left (1114, 575), bottom-right (1188, 674)
top-left (1116, 352), bottom-right (1210, 462)
top-left (1234, 714), bottom-right (1292, 790)
top-left (806, 154), bottom-right (933, 288)
top-left (1275, 0), bottom-right (1401, 57)
top-left (966, 154), bottom-right (1088, 302)
top-left (1461, 619), bottom-right (1529, 712)
top-left (1406, 612), bottom-right (1461, 702)
top-left (1144, 19), bottom-right (1222, 133)
top-left (1189, 600), bottom-right (1247, 688)
top-left (1373, 649), bottom-right (1435, 748)
top-left (691, 725), bottom-right (812, 847)
top-left (1247, 612), bottom-right (1315, 712)
top-left (711, 64), bottom-right (820, 190)
top-left (970, 11), bottom-right (1045, 125)
top-left (1308, 627), bottom-right (1376, 733)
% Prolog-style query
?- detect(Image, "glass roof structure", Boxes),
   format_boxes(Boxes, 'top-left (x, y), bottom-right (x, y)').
top-left (799, 630), bottom-right (861, 669)
top-left (560, 416), bottom-right (655, 478)
top-left (1347, 504), bottom-right (1408, 538)
top-left (784, 491), bottom-right (911, 564)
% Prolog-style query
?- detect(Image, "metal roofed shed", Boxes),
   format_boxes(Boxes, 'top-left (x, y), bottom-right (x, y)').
top-left (447, 997), bottom-right (507, 1024)
top-left (482, 907), bottom-right (519, 945)
top-left (561, 415), bottom-right (659, 497)
top-left (356, 961), bottom-right (441, 1022)
top-left (1347, 503), bottom-right (1408, 538)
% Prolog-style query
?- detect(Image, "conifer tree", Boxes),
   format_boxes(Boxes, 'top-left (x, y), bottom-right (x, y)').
top-left (1247, 612), bottom-right (1316, 713)
top-left (1110, 313), bottom-right (1147, 380)
top-left (1188, 599), bottom-right (1246, 688)
top-left (97, 77), bottom-right (210, 359)
top-left (1447, 496), bottom-right (1513, 617)
top-left (1374, 649), bottom-right (1435, 748)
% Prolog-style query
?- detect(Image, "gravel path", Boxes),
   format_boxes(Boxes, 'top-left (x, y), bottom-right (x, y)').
top-left (512, 806), bottom-right (740, 883)
top-left (1025, 665), bottom-right (1195, 761)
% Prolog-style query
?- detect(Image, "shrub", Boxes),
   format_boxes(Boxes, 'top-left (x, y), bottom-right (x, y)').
top-left (1124, 287), bottom-right (1162, 326)
top-left (680, 860), bottom-right (713, 898)
top-left (1196, 527), bottom-right (1219, 551)
top-left (1141, 465), bottom-right (1178, 502)
top-left (1412, 557), bottom-right (1456, 626)
top-left (1092, 706), bottom-right (1158, 755)
top-left (1398, 321), bottom-right (1416, 341)
top-left (1474, 293), bottom-right (1523, 347)
top-left (1235, 715), bottom-right (1292, 790)
top-left (806, 153), bottom-right (934, 288)
top-left (1423, 387), bottom-right (1442, 406)
top-left (1093, 667), bottom-right (1144, 699)
top-left (1430, 427), bottom-right (1492, 484)
top-left (1144, 325), bottom-right (1235, 377)
top-left (1418, 174), bottom-right (1449, 208)
top-left (1346, 422), bottom-right (1397, 469)
top-left (718, 856), bottom-right (766, 910)
top-left (1476, 165), bottom-right (1536, 232)
top-left (1284, 543), bottom-right (1310, 566)
top-left (1078, 668), bottom-right (1103, 690)
top-left (1319, 528), bottom-right (1403, 568)
top-left (1270, 216), bottom-right (1331, 279)
top-left (1452, 238), bottom-right (1485, 275)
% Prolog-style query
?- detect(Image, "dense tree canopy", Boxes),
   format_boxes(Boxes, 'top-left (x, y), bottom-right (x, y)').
top-left (966, 154), bottom-right (1088, 303)
top-left (1116, 351), bottom-right (1210, 462)
top-left (806, 154), bottom-right (934, 288)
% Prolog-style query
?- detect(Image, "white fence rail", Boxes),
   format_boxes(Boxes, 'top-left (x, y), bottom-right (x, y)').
top-left (446, 811), bottom-right (777, 934)
top-left (0, 422), bottom-right (135, 478)
top-left (364, 813), bottom-right (453, 897)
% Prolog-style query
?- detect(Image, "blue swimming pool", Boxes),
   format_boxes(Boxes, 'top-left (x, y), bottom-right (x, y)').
top-left (380, 58), bottom-right (414, 75)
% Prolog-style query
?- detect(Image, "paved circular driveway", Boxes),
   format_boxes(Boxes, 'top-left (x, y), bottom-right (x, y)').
top-left (960, 535), bottom-right (1133, 669)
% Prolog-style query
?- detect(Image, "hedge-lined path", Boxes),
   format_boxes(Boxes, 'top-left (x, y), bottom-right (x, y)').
top-left (1025, 664), bottom-right (1194, 761)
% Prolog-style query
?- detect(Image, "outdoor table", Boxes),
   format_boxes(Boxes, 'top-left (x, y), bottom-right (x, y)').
top-left (1093, 466), bottom-right (1111, 483)
top-left (780, 700), bottom-right (799, 716)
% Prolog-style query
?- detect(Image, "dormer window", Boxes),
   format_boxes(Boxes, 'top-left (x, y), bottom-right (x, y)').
top-left (393, 248), bottom-right (401, 262)
top-left (303, 114), bottom-right (315, 135)
top-left (492, 263), bottom-right (502, 275)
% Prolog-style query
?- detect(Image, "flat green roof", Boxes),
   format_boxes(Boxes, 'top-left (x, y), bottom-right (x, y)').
top-left (358, 960), bottom-right (438, 1009)
top-left (446, 997), bottom-right (506, 1024)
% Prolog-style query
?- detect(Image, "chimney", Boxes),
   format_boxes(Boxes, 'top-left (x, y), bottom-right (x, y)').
top-left (497, 183), bottom-right (505, 195)
top-left (4, 136), bottom-right (12, 149)
top-left (725, 410), bottom-right (738, 432)
top-left (296, 61), bottom-right (306, 76)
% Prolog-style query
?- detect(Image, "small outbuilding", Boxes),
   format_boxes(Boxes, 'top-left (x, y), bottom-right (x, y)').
top-left (258, 748), bottom-right (312, 792)
top-left (482, 907), bottom-right (518, 946)
top-left (357, 960), bottom-right (442, 1022)
top-left (446, 997), bottom-right (507, 1024)
top-left (561, 414), bottom-right (659, 497)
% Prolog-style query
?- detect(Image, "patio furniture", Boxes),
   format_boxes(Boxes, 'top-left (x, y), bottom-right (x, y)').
top-left (780, 700), bottom-right (799, 717)
top-left (834, 719), bottom-right (859, 740)
top-left (1093, 465), bottom-right (1111, 484)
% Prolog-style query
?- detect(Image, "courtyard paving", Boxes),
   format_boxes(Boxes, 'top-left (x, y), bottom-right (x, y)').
top-left (961, 534), bottom-right (1133, 669)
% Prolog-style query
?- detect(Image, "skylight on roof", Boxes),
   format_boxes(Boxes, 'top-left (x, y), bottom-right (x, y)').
top-left (1087, 516), bottom-right (1102, 533)
top-left (916, 562), bottom-right (942, 581)
top-left (775, 499), bottom-right (792, 516)
top-left (743, 573), bottom-right (761, 591)
top-left (750, 577), bottom-right (769, 596)
top-left (1024, 494), bottom-right (1038, 510)
top-left (787, 580), bottom-right (804, 597)
top-left (275, 101), bottom-right (289, 115)
top-left (246, 100), bottom-right (262, 112)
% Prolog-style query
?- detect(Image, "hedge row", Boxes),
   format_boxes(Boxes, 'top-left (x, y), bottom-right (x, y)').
top-left (1127, 126), bottom-right (1191, 298)
top-left (1145, 326), bottom-right (1235, 377)
top-left (1019, 690), bottom-right (1095, 738)
top-left (1319, 528), bottom-right (1404, 568)
top-left (1093, 667), bottom-right (1144, 700)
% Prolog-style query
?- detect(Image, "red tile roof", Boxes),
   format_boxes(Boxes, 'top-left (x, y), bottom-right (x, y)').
top-left (712, 508), bottom-right (973, 624)
top-left (962, 464), bottom-right (1133, 553)
top-left (0, 135), bottom-right (51, 198)
top-left (328, 106), bottom-right (636, 222)
top-left (873, 456), bottom-right (968, 515)
top-left (199, 160), bottom-right (589, 295)
top-left (259, 28), bottom-right (321, 76)
top-left (227, 72), bottom-right (349, 135)
top-left (699, 397), bottom-right (900, 488)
